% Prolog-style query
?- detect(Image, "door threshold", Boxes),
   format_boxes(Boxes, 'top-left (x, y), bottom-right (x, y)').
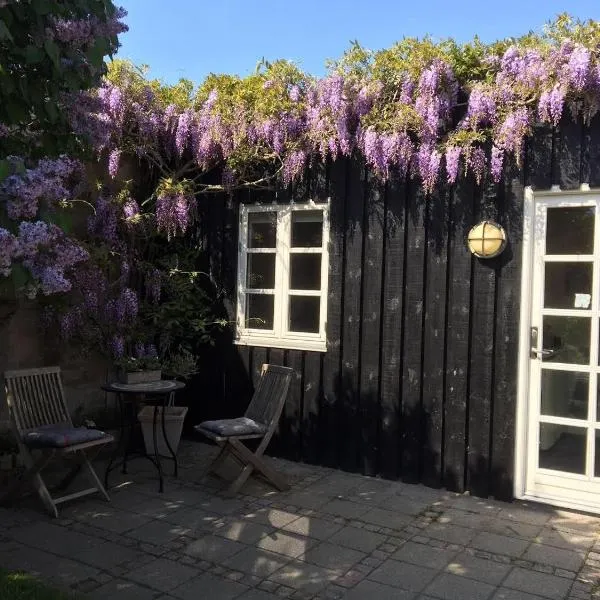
top-left (518, 492), bottom-right (600, 516)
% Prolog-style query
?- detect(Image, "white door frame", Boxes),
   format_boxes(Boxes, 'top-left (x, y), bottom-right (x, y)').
top-left (515, 184), bottom-right (600, 513)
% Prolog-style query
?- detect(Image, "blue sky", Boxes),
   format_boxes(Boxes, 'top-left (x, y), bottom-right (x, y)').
top-left (116, 1), bottom-right (600, 84)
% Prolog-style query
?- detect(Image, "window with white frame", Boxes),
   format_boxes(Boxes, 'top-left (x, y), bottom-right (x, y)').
top-left (236, 201), bottom-right (330, 352)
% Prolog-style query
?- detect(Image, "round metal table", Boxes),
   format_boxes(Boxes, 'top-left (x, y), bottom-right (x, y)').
top-left (102, 380), bottom-right (185, 493)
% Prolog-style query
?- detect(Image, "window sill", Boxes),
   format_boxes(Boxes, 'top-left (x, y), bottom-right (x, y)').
top-left (234, 336), bottom-right (327, 353)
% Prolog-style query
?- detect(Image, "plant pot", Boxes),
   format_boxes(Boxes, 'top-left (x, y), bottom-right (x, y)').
top-left (118, 370), bottom-right (162, 384)
top-left (137, 405), bottom-right (188, 457)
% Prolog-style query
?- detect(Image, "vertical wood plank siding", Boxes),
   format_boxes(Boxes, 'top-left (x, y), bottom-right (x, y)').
top-left (195, 118), bottom-right (596, 501)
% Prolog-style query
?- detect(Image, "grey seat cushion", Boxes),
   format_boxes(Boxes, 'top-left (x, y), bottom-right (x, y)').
top-left (22, 425), bottom-right (109, 448)
top-left (196, 417), bottom-right (266, 437)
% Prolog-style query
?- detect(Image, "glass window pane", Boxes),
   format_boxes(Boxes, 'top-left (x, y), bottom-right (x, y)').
top-left (539, 424), bottom-right (586, 475)
top-left (544, 263), bottom-right (592, 309)
top-left (289, 296), bottom-right (320, 333)
top-left (247, 254), bottom-right (275, 289)
top-left (546, 207), bottom-right (595, 255)
top-left (290, 254), bottom-right (321, 290)
top-left (292, 210), bottom-right (323, 247)
top-left (245, 294), bottom-right (274, 329)
top-left (541, 370), bottom-right (588, 420)
top-left (543, 316), bottom-right (590, 364)
top-left (248, 212), bottom-right (277, 248)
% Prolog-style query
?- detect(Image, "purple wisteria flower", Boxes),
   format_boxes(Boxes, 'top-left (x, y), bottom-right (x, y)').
top-left (490, 146), bottom-right (504, 183)
top-left (108, 149), bottom-right (121, 178)
top-left (156, 193), bottom-right (194, 239)
top-left (0, 228), bottom-right (18, 276)
top-left (538, 86), bottom-right (565, 126)
top-left (445, 146), bottom-right (461, 185)
top-left (111, 335), bottom-right (125, 359)
top-left (282, 149), bottom-right (307, 185)
top-left (566, 45), bottom-right (591, 90)
top-left (468, 147), bottom-right (486, 184)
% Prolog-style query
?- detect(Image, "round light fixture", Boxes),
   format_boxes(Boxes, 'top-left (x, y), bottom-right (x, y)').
top-left (467, 220), bottom-right (507, 259)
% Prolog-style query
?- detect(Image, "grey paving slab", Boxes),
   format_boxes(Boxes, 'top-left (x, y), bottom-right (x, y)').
top-left (523, 543), bottom-right (585, 571)
top-left (240, 507), bottom-right (300, 528)
top-left (182, 534), bottom-right (247, 562)
top-left (471, 532), bottom-right (529, 558)
top-left (344, 578), bottom-right (417, 599)
top-left (237, 590), bottom-right (280, 600)
top-left (10, 521), bottom-right (105, 554)
top-left (497, 506), bottom-right (552, 527)
top-left (502, 567), bottom-right (573, 600)
top-left (171, 572), bottom-right (249, 600)
top-left (491, 589), bottom-right (548, 600)
top-left (74, 540), bottom-right (146, 570)
top-left (322, 499), bottom-right (369, 520)
top-left (77, 507), bottom-right (154, 533)
top-left (215, 519), bottom-right (276, 544)
top-left (360, 507), bottom-right (412, 530)
top-left (423, 522), bottom-right (476, 546)
top-left (127, 518), bottom-right (192, 545)
top-left (424, 572), bottom-right (496, 600)
top-left (125, 557), bottom-right (199, 592)
top-left (368, 559), bottom-right (438, 592)
top-left (328, 525), bottom-right (387, 553)
top-left (162, 506), bottom-right (226, 531)
top-left (299, 541), bottom-right (366, 571)
top-left (224, 547), bottom-right (291, 577)
top-left (89, 578), bottom-right (159, 600)
top-left (268, 559), bottom-right (339, 592)
top-left (281, 515), bottom-right (343, 541)
top-left (393, 541), bottom-right (458, 570)
top-left (257, 529), bottom-right (316, 558)
top-left (375, 495), bottom-right (430, 516)
top-left (533, 528), bottom-right (597, 551)
top-left (445, 551), bottom-right (511, 585)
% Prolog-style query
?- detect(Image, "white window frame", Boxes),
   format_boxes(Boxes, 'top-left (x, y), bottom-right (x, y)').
top-left (235, 199), bottom-right (330, 352)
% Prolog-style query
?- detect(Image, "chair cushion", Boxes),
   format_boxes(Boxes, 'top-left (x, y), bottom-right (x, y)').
top-left (196, 417), bottom-right (266, 437)
top-left (22, 425), bottom-right (108, 448)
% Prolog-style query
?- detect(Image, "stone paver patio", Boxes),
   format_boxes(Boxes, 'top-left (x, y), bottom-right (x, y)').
top-left (1, 441), bottom-right (599, 599)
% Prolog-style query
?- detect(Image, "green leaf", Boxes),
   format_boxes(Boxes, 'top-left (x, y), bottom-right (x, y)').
top-left (31, 0), bottom-right (51, 15)
top-left (0, 159), bottom-right (9, 184)
top-left (0, 20), bottom-right (13, 42)
top-left (44, 39), bottom-right (60, 69)
top-left (10, 264), bottom-right (31, 291)
top-left (23, 45), bottom-right (44, 64)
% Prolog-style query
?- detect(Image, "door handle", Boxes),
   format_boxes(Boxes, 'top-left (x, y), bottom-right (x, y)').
top-left (530, 326), bottom-right (556, 359)
top-left (530, 348), bottom-right (556, 358)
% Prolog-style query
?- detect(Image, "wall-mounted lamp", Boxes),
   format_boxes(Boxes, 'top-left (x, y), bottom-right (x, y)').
top-left (467, 220), bottom-right (507, 259)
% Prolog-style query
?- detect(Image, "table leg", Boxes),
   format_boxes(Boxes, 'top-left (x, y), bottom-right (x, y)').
top-left (153, 405), bottom-right (164, 493)
top-left (104, 393), bottom-right (126, 489)
top-left (161, 394), bottom-right (178, 478)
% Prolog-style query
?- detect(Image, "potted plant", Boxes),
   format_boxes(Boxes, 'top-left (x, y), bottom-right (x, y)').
top-left (115, 344), bottom-right (162, 384)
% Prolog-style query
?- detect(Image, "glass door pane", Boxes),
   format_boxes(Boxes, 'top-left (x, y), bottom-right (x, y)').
top-left (539, 424), bottom-right (587, 474)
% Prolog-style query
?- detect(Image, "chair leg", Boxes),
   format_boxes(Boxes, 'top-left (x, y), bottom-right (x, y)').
top-left (227, 462), bottom-right (254, 496)
top-left (81, 454), bottom-right (110, 503)
top-left (227, 438), bottom-right (290, 494)
top-left (30, 471), bottom-right (58, 518)
top-left (201, 442), bottom-right (230, 479)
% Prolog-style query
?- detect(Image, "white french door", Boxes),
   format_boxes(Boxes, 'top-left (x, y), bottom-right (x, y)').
top-left (519, 189), bottom-right (600, 512)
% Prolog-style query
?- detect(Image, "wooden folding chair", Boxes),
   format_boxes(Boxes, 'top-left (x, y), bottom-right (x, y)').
top-left (1, 367), bottom-right (114, 518)
top-left (194, 364), bottom-right (293, 495)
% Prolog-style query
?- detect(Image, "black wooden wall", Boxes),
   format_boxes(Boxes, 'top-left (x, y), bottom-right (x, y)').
top-left (188, 115), bottom-right (600, 501)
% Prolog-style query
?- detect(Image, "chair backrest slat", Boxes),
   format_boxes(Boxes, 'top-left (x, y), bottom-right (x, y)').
top-left (4, 367), bottom-right (71, 433)
top-left (245, 364), bottom-right (293, 427)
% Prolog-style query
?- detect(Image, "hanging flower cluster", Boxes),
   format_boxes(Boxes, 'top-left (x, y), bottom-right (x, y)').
top-left (0, 156), bottom-right (83, 219)
top-left (70, 19), bottom-right (600, 200)
top-left (0, 221), bottom-right (88, 297)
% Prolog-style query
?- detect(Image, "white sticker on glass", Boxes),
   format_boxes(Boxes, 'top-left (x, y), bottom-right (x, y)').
top-left (574, 293), bottom-right (591, 309)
